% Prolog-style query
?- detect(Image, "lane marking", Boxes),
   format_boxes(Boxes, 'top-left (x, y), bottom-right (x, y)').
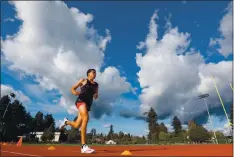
top-left (1, 150), bottom-right (43, 157)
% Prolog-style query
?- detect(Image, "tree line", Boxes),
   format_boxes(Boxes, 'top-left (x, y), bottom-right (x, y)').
top-left (146, 107), bottom-right (233, 144)
top-left (0, 93), bottom-right (146, 144)
top-left (0, 93), bottom-right (232, 144)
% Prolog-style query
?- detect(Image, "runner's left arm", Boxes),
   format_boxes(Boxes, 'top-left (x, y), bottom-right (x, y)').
top-left (93, 84), bottom-right (98, 99)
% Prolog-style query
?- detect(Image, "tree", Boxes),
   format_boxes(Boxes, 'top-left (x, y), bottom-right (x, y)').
top-left (107, 124), bottom-right (114, 140)
top-left (67, 128), bottom-right (80, 143)
top-left (173, 130), bottom-right (186, 143)
top-left (35, 111), bottom-right (44, 132)
top-left (215, 131), bottom-right (225, 139)
top-left (147, 107), bottom-right (158, 143)
top-left (127, 133), bottom-right (132, 142)
top-left (86, 133), bottom-right (93, 144)
top-left (90, 128), bottom-right (97, 143)
top-left (11, 100), bottom-right (32, 135)
top-left (135, 136), bottom-right (146, 144)
top-left (0, 95), bottom-right (11, 118)
top-left (43, 114), bottom-right (55, 133)
top-left (172, 116), bottom-right (182, 136)
top-left (159, 132), bottom-right (167, 142)
top-left (151, 132), bottom-right (159, 144)
top-left (122, 133), bottom-right (130, 144)
top-left (113, 133), bottom-right (119, 140)
top-left (119, 131), bottom-right (124, 139)
top-left (167, 132), bottom-right (174, 143)
top-left (0, 95), bottom-right (33, 141)
top-left (100, 133), bottom-right (103, 138)
top-left (188, 123), bottom-right (210, 143)
top-left (59, 128), bottom-right (68, 142)
top-left (118, 131), bottom-right (124, 144)
top-left (159, 122), bottom-right (168, 133)
top-left (91, 128), bottom-right (96, 138)
top-left (41, 122), bottom-right (55, 142)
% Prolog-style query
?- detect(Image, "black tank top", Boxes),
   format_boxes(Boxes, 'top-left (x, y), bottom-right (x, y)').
top-left (78, 79), bottom-right (98, 102)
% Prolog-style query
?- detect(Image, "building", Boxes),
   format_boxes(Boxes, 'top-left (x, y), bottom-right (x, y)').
top-left (105, 140), bottom-right (116, 145)
top-left (32, 132), bottom-right (61, 142)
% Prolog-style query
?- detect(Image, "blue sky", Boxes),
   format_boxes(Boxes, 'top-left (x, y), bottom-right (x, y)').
top-left (1, 1), bottom-right (233, 136)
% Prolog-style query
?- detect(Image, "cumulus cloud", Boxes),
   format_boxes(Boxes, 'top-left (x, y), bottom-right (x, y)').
top-left (1, 84), bottom-right (31, 103)
top-left (133, 10), bottom-right (232, 123)
top-left (209, 2), bottom-right (232, 57)
top-left (1, 1), bottom-right (131, 119)
top-left (203, 115), bottom-right (232, 136)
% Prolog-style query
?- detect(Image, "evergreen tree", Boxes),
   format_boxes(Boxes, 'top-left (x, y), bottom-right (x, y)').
top-left (147, 107), bottom-right (158, 143)
top-left (107, 124), bottom-right (114, 140)
top-left (35, 111), bottom-right (44, 131)
top-left (159, 122), bottom-right (168, 133)
top-left (172, 116), bottom-right (182, 135)
top-left (0, 94), bottom-right (33, 141)
top-left (43, 114), bottom-right (55, 132)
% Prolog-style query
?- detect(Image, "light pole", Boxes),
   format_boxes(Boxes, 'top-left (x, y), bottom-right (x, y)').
top-left (0, 93), bottom-right (16, 141)
top-left (143, 112), bottom-right (148, 144)
top-left (1, 93), bottom-right (16, 120)
top-left (198, 94), bottom-right (218, 144)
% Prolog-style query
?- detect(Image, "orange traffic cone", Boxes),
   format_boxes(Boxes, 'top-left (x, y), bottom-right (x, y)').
top-left (16, 137), bottom-right (22, 147)
top-left (121, 150), bottom-right (132, 156)
top-left (48, 146), bottom-right (56, 150)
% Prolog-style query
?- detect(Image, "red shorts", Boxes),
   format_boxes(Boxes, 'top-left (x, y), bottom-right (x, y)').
top-left (76, 101), bottom-right (86, 109)
top-left (75, 98), bottom-right (91, 111)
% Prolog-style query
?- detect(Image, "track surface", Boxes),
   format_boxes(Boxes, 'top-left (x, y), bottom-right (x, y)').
top-left (1, 144), bottom-right (233, 156)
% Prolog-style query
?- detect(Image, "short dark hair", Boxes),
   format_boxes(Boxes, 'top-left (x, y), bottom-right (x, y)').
top-left (87, 69), bottom-right (96, 76)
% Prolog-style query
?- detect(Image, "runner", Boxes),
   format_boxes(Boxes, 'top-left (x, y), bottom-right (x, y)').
top-left (60, 69), bottom-right (98, 154)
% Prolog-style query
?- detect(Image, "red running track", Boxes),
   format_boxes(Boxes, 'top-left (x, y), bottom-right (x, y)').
top-left (1, 144), bottom-right (233, 156)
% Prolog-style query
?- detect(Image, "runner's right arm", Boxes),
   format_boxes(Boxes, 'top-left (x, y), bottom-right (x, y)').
top-left (71, 79), bottom-right (84, 96)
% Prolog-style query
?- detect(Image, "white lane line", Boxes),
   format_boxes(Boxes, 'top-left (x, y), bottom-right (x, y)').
top-left (1, 150), bottom-right (43, 157)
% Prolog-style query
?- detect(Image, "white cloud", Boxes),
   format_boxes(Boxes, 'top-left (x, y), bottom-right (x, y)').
top-left (135, 10), bottom-right (232, 123)
top-left (203, 115), bottom-right (232, 136)
top-left (163, 124), bottom-right (188, 132)
top-left (1, 84), bottom-right (31, 103)
top-left (165, 124), bottom-right (174, 132)
top-left (1, 1), bottom-right (131, 119)
top-left (182, 124), bottom-right (188, 130)
top-left (209, 2), bottom-right (232, 57)
top-left (56, 119), bottom-right (64, 128)
top-left (4, 18), bottom-right (15, 22)
top-left (38, 103), bottom-right (65, 114)
top-left (103, 124), bottom-right (111, 128)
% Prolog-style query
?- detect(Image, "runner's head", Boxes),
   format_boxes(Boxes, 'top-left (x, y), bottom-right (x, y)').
top-left (87, 69), bottom-right (96, 80)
